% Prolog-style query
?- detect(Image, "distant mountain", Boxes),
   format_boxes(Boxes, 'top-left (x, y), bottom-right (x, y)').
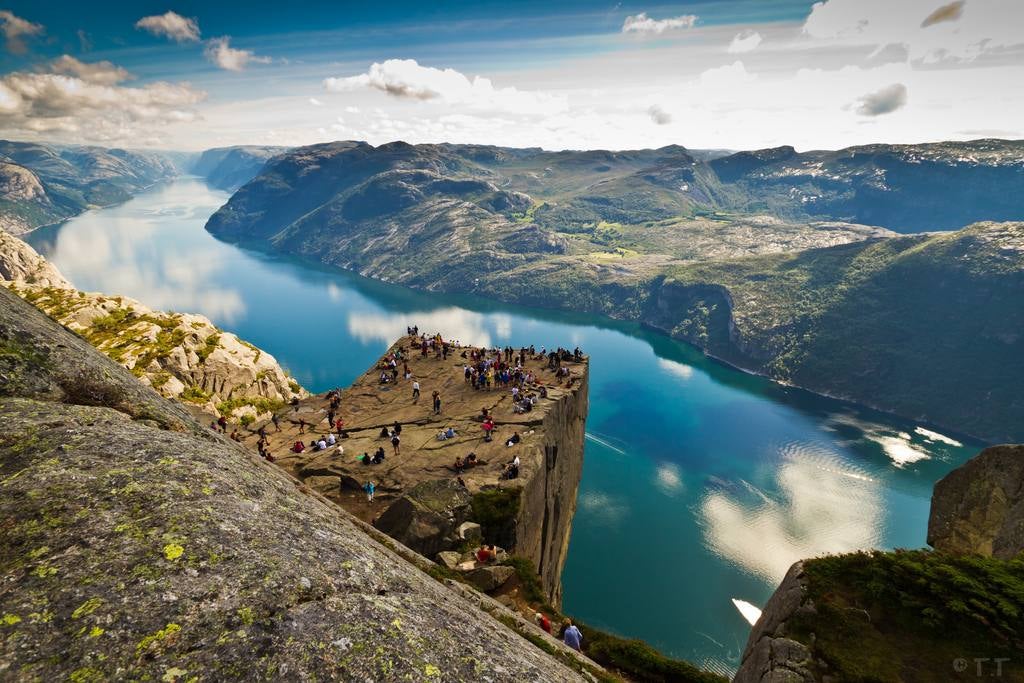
top-left (191, 145), bottom-right (287, 191)
top-left (0, 140), bottom-right (176, 235)
top-left (206, 140), bottom-right (1024, 441)
top-left (710, 139), bottom-right (1024, 232)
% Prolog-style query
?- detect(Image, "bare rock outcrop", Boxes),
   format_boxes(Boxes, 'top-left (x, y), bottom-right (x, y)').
top-left (0, 234), bottom-right (306, 421)
top-left (928, 444), bottom-right (1024, 558)
top-left (0, 229), bottom-right (71, 288)
top-left (0, 284), bottom-right (585, 682)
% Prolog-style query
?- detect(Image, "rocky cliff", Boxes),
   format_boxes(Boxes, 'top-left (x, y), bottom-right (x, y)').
top-left (255, 339), bottom-right (588, 608)
top-left (191, 145), bottom-right (286, 192)
top-left (0, 234), bottom-right (306, 422)
top-left (734, 444), bottom-right (1024, 683)
top-left (0, 285), bottom-right (589, 681)
top-left (928, 444), bottom-right (1024, 558)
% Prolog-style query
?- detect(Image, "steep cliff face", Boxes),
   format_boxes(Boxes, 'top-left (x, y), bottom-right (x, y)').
top-left (0, 285), bottom-right (587, 682)
top-left (0, 234), bottom-right (306, 421)
top-left (513, 369), bottom-right (588, 607)
top-left (929, 444), bottom-right (1024, 558)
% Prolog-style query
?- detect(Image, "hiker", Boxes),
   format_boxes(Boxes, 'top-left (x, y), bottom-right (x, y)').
top-left (298, 418), bottom-right (306, 434)
top-left (535, 613), bottom-right (552, 634)
top-left (562, 620), bottom-right (583, 652)
top-left (272, 414), bottom-right (280, 431)
top-left (391, 432), bottom-right (401, 455)
top-left (482, 418), bottom-right (494, 442)
top-left (291, 441), bottom-right (305, 453)
top-left (373, 447), bottom-right (386, 464)
top-left (505, 432), bottom-right (521, 447)
top-left (217, 415), bottom-right (228, 432)
top-left (412, 380), bottom-right (420, 402)
top-left (361, 452), bottom-right (371, 465)
top-left (317, 437), bottom-right (328, 451)
top-left (432, 390), bottom-right (441, 415)
top-left (379, 426), bottom-right (390, 439)
top-left (364, 481), bottom-right (375, 503)
top-left (327, 432), bottom-right (337, 446)
top-left (393, 421), bottom-right (402, 436)
top-left (454, 456), bottom-right (464, 473)
top-left (335, 418), bottom-right (344, 433)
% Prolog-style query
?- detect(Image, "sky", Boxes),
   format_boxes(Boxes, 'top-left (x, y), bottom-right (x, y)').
top-left (0, 0), bottom-right (1022, 152)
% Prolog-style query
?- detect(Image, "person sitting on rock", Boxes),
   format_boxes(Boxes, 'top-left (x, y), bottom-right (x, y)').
top-left (373, 446), bottom-right (386, 464)
top-left (317, 437), bottom-right (328, 451)
top-left (505, 432), bottom-right (521, 447)
top-left (465, 452), bottom-right (478, 468)
top-left (379, 426), bottom-right (390, 439)
top-left (327, 432), bottom-right (337, 446)
top-left (454, 456), bottom-right (464, 473)
top-left (291, 441), bottom-right (305, 453)
top-left (361, 452), bottom-right (372, 465)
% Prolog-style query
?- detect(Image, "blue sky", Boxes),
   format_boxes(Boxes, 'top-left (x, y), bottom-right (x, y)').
top-left (1, 1), bottom-right (1022, 150)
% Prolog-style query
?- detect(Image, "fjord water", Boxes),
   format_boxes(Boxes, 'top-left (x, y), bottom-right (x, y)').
top-left (28, 178), bottom-right (981, 676)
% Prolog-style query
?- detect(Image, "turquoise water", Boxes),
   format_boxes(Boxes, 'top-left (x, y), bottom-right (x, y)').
top-left (27, 178), bottom-right (982, 676)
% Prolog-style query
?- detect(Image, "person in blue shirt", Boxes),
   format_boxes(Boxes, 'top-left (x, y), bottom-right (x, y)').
top-left (562, 620), bottom-right (582, 652)
top-left (363, 481), bottom-right (375, 503)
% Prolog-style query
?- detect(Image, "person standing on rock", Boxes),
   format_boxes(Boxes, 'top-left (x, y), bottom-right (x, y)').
top-left (412, 380), bottom-right (420, 402)
top-left (391, 432), bottom-right (401, 456)
top-left (535, 613), bottom-right (552, 634)
top-left (271, 414), bottom-right (280, 431)
top-left (364, 480), bottom-right (375, 503)
top-left (432, 390), bottom-right (442, 415)
top-left (563, 620), bottom-right (583, 652)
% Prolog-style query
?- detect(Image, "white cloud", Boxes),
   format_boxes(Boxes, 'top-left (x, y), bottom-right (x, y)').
top-left (204, 37), bottom-right (271, 71)
top-left (803, 0), bottom-right (1024, 63)
top-left (344, 105), bottom-right (360, 114)
top-left (0, 58), bottom-right (205, 144)
top-left (855, 82), bottom-right (908, 115)
top-left (728, 29), bottom-right (763, 53)
top-left (699, 60), bottom-right (756, 89)
top-left (309, 97), bottom-right (323, 106)
top-left (0, 9), bottom-right (43, 54)
top-left (647, 104), bottom-right (671, 125)
top-left (324, 59), bottom-right (568, 115)
top-left (135, 11), bottom-right (200, 43)
top-left (50, 55), bottom-right (131, 86)
top-left (622, 12), bottom-right (697, 34)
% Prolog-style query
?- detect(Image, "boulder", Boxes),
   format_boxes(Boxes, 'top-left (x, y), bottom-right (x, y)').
top-left (465, 565), bottom-right (516, 592)
top-left (436, 551), bottom-right (461, 570)
top-left (373, 478), bottom-right (473, 558)
top-left (458, 521), bottom-right (482, 543)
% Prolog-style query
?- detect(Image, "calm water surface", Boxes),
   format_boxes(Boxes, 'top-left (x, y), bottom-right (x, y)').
top-left (28, 178), bottom-right (982, 676)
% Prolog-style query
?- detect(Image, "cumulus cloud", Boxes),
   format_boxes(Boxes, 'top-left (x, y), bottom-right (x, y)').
top-left (50, 55), bottom-right (132, 86)
top-left (0, 10), bottom-right (43, 54)
top-left (622, 12), bottom-right (697, 34)
top-left (0, 57), bottom-right (205, 144)
top-left (647, 104), bottom-right (672, 125)
top-left (855, 82), bottom-right (908, 115)
top-left (204, 37), bottom-right (271, 71)
top-left (323, 59), bottom-right (567, 115)
top-left (135, 11), bottom-right (200, 43)
top-left (921, 0), bottom-right (966, 27)
top-left (804, 0), bottom-right (1024, 63)
top-left (728, 29), bottom-right (763, 53)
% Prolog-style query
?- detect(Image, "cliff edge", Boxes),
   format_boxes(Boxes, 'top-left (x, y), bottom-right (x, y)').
top-left (248, 338), bottom-right (588, 607)
top-left (0, 285), bottom-right (586, 681)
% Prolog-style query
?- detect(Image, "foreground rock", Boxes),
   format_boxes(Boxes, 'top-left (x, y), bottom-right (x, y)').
top-left (0, 234), bottom-right (306, 421)
top-left (258, 337), bottom-right (588, 607)
top-left (929, 444), bottom-right (1024, 558)
top-left (0, 286), bottom-right (584, 681)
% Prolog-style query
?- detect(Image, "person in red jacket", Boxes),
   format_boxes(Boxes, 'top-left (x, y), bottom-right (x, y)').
top-left (535, 613), bottom-right (551, 634)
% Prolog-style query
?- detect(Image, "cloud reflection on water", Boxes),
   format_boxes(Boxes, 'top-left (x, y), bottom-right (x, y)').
top-left (700, 443), bottom-right (883, 584)
top-left (347, 307), bottom-right (507, 348)
top-left (41, 213), bottom-right (246, 323)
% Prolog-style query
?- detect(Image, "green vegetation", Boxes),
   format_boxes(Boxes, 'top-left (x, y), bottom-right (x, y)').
top-left (790, 550), bottom-right (1024, 682)
top-left (215, 396), bottom-right (285, 417)
top-left (196, 333), bottom-right (221, 363)
top-left (179, 386), bottom-right (211, 404)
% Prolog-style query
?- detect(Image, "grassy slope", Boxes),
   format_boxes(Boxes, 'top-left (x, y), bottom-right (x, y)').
top-left (792, 550), bottom-right (1024, 682)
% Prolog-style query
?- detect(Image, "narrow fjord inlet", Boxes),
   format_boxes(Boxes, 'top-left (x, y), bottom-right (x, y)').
top-left (28, 178), bottom-right (982, 674)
